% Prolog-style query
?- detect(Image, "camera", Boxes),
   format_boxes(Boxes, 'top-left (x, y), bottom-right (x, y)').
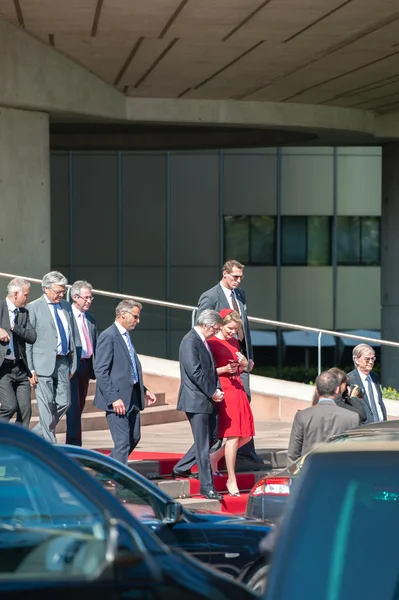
top-left (350, 384), bottom-right (364, 398)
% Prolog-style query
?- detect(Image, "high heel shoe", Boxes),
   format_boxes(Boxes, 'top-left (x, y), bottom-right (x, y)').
top-left (226, 482), bottom-right (241, 497)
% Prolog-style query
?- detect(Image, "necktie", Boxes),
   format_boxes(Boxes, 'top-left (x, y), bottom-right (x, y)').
top-left (231, 292), bottom-right (244, 342)
top-left (12, 309), bottom-right (20, 359)
top-left (124, 332), bottom-right (139, 383)
top-left (81, 315), bottom-right (93, 358)
top-left (52, 304), bottom-right (68, 355)
top-left (366, 375), bottom-right (380, 422)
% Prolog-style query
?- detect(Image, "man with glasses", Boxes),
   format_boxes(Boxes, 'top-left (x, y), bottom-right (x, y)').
top-left (347, 344), bottom-right (387, 423)
top-left (66, 280), bottom-right (98, 446)
top-left (26, 271), bottom-right (77, 443)
top-left (94, 299), bottom-right (157, 464)
top-left (173, 309), bottom-right (225, 500)
top-left (197, 260), bottom-right (263, 465)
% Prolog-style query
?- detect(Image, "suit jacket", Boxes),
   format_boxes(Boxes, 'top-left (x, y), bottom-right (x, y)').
top-left (287, 399), bottom-right (359, 465)
top-left (177, 329), bottom-right (219, 414)
top-left (197, 283), bottom-right (253, 362)
top-left (347, 368), bottom-right (387, 423)
top-left (93, 324), bottom-right (146, 413)
top-left (68, 305), bottom-right (98, 380)
top-left (0, 299), bottom-right (36, 376)
top-left (26, 296), bottom-right (77, 377)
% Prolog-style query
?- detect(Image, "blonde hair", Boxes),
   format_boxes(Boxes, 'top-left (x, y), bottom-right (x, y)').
top-left (222, 310), bottom-right (242, 326)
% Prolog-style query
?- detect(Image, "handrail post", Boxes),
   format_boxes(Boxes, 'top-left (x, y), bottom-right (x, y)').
top-left (191, 308), bottom-right (196, 328)
top-left (318, 331), bottom-right (322, 375)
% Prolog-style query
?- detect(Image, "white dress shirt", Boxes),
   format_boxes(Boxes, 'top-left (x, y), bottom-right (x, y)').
top-left (357, 369), bottom-right (384, 422)
top-left (72, 305), bottom-right (91, 358)
top-left (45, 296), bottom-right (70, 355)
top-left (219, 282), bottom-right (242, 315)
top-left (5, 297), bottom-right (18, 360)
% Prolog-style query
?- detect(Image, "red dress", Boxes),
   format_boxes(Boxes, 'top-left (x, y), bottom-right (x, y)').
top-left (207, 336), bottom-right (255, 438)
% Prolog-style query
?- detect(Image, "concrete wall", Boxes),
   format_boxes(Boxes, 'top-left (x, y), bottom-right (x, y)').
top-left (49, 146), bottom-right (382, 360)
top-left (0, 107), bottom-right (50, 299)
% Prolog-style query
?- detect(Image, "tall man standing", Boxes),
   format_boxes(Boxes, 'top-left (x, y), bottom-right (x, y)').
top-left (26, 271), bottom-right (77, 443)
top-left (66, 280), bottom-right (98, 446)
top-left (0, 278), bottom-right (36, 427)
top-left (197, 259), bottom-right (262, 464)
top-left (173, 309), bottom-right (224, 501)
top-left (347, 343), bottom-right (387, 424)
top-left (94, 299), bottom-right (157, 464)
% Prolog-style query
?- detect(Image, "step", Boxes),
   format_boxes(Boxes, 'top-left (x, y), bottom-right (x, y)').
top-left (179, 493), bottom-right (249, 515)
top-left (179, 497), bottom-right (221, 511)
top-left (29, 404), bottom-right (186, 434)
top-left (30, 392), bottom-right (167, 417)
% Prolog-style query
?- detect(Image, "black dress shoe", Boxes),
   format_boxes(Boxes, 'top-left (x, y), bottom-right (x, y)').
top-left (201, 489), bottom-right (223, 501)
top-left (172, 469), bottom-right (198, 479)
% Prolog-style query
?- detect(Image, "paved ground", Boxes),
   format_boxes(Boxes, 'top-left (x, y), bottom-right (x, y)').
top-left (57, 419), bottom-right (292, 454)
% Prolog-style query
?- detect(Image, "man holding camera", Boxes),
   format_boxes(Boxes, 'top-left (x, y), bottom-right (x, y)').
top-left (347, 343), bottom-right (387, 424)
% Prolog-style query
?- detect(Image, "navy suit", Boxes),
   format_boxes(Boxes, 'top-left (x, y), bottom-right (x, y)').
top-left (94, 323), bottom-right (146, 464)
top-left (174, 329), bottom-right (219, 492)
top-left (347, 368), bottom-right (387, 424)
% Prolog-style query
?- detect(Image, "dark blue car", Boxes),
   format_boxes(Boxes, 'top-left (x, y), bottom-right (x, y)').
top-left (0, 423), bottom-right (258, 600)
top-left (60, 445), bottom-right (272, 594)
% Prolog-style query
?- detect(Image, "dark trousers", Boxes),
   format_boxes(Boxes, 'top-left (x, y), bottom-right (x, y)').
top-left (0, 360), bottom-right (31, 427)
top-left (174, 412), bottom-right (214, 493)
top-left (66, 359), bottom-right (91, 446)
top-left (106, 386), bottom-right (142, 464)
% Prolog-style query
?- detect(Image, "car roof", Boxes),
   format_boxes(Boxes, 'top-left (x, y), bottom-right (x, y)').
top-left (312, 437), bottom-right (399, 454)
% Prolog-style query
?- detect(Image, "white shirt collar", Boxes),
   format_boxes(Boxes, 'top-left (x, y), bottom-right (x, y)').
top-left (114, 321), bottom-right (127, 335)
top-left (194, 326), bottom-right (206, 343)
top-left (72, 304), bottom-right (85, 319)
top-left (219, 281), bottom-right (234, 302)
top-left (6, 297), bottom-right (17, 312)
top-left (357, 369), bottom-right (370, 383)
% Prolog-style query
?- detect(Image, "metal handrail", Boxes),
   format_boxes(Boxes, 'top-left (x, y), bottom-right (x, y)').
top-left (1, 270), bottom-right (397, 374)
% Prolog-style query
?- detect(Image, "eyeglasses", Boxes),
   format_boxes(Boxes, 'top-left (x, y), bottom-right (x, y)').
top-left (77, 294), bottom-right (94, 302)
top-left (124, 311), bottom-right (140, 320)
top-left (229, 274), bottom-right (244, 281)
top-left (364, 357), bottom-right (376, 362)
top-left (49, 287), bottom-right (65, 297)
top-left (210, 326), bottom-right (221, 333)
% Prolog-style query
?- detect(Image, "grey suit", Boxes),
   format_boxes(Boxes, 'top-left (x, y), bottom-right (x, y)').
top-left (174, 329), bottom-right (220, 492)
top-left (347, 368), bottom-right (387, 424)
top-left (0, 299), bottom-right (36, 426)
top-left (287, 399), bottom-right (359, 465)
top-left (197, 282), bottom-right (255, 456)
top-left (26, 295), bottom-right (77, 443)
top-left (66, 307), bottom-right (98, 446)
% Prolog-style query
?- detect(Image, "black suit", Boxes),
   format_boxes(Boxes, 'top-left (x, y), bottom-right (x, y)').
top-left (197, 282), bottom-right (255, 456)
top-left (66, 307), bottom-right (98, 446)
top-left (0, 299), bottom-right (36, 426)
top-left (347, 368), bottom-right (387, 424)
top-left (174, 329), bottom-right (220, 492)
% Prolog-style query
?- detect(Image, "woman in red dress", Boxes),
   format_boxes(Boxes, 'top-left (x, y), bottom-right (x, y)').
top-left (207, 309), bottom-right (255, 496)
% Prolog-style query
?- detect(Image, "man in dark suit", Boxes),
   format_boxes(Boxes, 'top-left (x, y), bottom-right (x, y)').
top-left (26, 271), bottom-right (77, 443)
top-left (173, 309), bottom-right (225, 501)
top-left (66, 280), bottom-right (98, 446)
top-left (94, 299), bottom-right (157, 464)
top-left (0, 278), bottom-right (37, 427)
top-left (347, 343), bottom-right (387, 424)
top-left (287, 371), bottom-right (359, 465)
top-left (197, 259), bottom-right (262, 464)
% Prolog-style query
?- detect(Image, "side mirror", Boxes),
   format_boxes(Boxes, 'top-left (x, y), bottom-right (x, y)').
top-left (164, 501), bottom-right (184, 524)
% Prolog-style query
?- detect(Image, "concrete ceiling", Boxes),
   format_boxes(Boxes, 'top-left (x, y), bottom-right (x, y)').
top-left (2, 0), bottom-right (399, 114)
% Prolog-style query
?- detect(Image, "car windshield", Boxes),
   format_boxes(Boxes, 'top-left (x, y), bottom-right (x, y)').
top-left (272, 453), bottom-right (399, 600)
top-left (0, 446), bottom-right (108, 581)
top-left (73, 457), bottom-right (162, 521)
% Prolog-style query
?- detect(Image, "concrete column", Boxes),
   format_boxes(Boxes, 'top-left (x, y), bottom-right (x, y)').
top-left (0, 107), bottom-right (50, 297)
top-left (381, 144), bottom-right (399, 389)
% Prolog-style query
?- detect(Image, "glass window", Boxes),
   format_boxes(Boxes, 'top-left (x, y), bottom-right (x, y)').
top-left (281, 216), bottom-right (307, 265)
top-left (224, 215), bottom-right (249, 263)
top-left (361, 217), bottom-right (380, 265)
top-left (0, 445), bottom-right (108, 580)
top-left (307, 217), bottom-right (331, 266)
top-left (250, 216), bottom-right (275, 265)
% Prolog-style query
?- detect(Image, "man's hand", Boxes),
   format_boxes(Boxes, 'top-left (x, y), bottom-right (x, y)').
top-left (0, 328), bottom-right (10, 343)
top-left (212, 389), bottom-right (224, 402)
top-left (28, 373), bottom-right (38, 388)
top-left (145, 390), bottom-right (157, 406)
top-left (247, 359), bottom-right (254, 372)
top-left (69, 372), bottom-right (74, 380)
top-left (112, 399), bottom-right (126, 415)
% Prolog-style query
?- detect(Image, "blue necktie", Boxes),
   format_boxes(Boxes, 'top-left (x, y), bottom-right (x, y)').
top-left (366, 375), bottom-right (380, 422)
top-left (124, 332), bottom-right (139, 383)
top-left (52, 304), bottom-right (68, 355)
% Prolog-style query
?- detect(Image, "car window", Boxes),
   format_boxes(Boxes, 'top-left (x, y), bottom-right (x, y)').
top-left (74, 457), bottom-right (161, 521)
top-left (0, 444), bottom-right (108, 581)
top-left (273, 456), bottom-right (399, 600)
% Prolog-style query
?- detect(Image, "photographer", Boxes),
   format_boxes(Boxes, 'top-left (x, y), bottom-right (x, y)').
top-left (312, 367), bottom-right (367, 424)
